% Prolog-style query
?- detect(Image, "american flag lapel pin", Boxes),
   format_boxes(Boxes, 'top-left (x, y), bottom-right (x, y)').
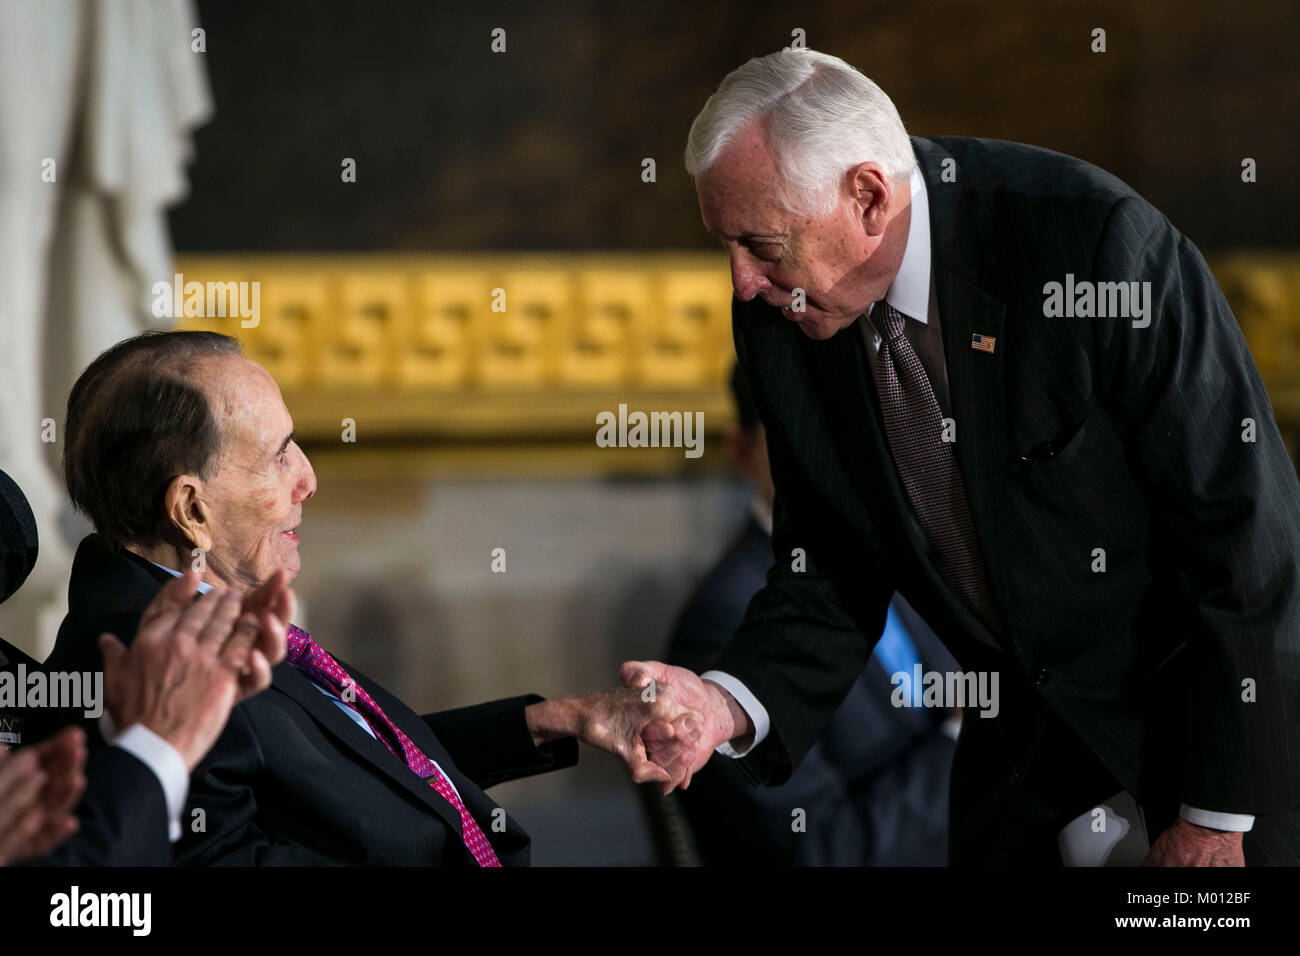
top-left (971, 333), bottom-right (996, 354)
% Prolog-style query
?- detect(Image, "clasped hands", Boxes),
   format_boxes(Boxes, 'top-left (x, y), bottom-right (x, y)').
top-left (525, 661), bottom-right (750, 794)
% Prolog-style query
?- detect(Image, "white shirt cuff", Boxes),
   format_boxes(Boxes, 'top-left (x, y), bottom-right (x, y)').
top-left (1178, 804), bottom-right (1254, 832)
top-left (699, 671), bottom-right (770, 758)
top-left (111, 724), bottom-right (190, 842)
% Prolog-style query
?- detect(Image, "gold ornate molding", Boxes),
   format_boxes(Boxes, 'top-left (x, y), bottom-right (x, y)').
top-left (171, 252), bottom-right (1300, 474)
top-left (173, 252), bottom-right (732, 421)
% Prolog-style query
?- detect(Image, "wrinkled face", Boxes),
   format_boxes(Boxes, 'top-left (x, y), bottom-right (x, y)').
top-left (695, 122), bottom-right (906, 340)
top-left (192, 355), bottom-right (316, 587)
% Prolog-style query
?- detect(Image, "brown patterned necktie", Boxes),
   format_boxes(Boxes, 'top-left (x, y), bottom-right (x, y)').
top-left (869, 302), bottom-right (1002, 634)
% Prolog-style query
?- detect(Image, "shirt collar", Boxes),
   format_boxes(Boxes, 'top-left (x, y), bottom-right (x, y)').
top-left (149, 560), bottom-right (215, 594)
top-left (875, 164), bottom-right (931, 324)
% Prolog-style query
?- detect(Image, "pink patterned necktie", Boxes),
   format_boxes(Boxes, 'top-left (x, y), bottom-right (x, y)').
top-left (869, 302), bottom-right (1002, 634)
top-left (283, 624), bottom-right (502, 867)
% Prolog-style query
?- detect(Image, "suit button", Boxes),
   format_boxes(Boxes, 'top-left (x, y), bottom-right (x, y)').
top-left (1034, 668), bottom-right (1050, 686)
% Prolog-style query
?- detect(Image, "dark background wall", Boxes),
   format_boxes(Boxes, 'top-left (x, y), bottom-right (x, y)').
top-left (170, 0), bottom-right (1300, 253)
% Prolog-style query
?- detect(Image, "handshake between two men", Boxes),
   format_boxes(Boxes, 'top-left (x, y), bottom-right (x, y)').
top-left (531, 660), bottom-right (751, 796)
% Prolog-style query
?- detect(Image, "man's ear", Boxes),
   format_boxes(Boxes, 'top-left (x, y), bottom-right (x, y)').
top-left (163, 474), bottom-right (214, 554)
top-left (848, 163), bottom-right (892, 236)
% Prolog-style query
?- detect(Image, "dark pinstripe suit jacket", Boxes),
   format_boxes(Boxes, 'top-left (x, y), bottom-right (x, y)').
top-left (710, 136), bottom-right (1300, 859)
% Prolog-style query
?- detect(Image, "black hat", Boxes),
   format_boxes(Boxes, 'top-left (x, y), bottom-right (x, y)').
top-left (0, 470), bottom-right (39, 604)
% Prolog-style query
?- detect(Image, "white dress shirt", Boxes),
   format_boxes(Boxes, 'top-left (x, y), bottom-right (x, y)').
top-left (702, 165), bottom-right (1253, 834)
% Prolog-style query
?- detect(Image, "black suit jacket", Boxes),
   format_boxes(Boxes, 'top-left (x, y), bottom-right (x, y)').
top-left (668, 516), bottom-right (956, 865)
top-left (40, 534), bottom-right (577, 866)
top-left (710, 136), bottom-right (1300, 862)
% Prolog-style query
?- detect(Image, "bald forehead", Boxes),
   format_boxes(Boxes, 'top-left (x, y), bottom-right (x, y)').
top-left (188, 354), bottom-right (262, 413)
top-left (189, 354), bottom-right (286, 453)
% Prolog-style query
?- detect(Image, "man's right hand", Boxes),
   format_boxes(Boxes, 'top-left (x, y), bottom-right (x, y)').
top-left (98, 570), bottom-right (289, 771)
top-left (619, 660), bottom-right (754, 794)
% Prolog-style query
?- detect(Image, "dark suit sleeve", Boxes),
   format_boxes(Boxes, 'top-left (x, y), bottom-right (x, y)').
top-left (19, 746), bottom-right (172, 867)
top-left (1093, 197), bottom-right (1300, 812)
top-left (423, 695), bottom-right (577, 790)
top-left (706, 311), bottom-right (894, 787)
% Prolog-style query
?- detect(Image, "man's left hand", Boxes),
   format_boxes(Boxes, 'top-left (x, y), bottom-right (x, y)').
top-left (1142, 818), bottom-right (1245, 866)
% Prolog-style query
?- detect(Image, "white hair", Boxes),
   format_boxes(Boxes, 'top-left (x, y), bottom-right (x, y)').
top-left (684, 49), bottom-right (913, 217)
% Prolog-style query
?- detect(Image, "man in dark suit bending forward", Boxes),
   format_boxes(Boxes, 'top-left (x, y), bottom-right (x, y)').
top-left (624, 48), bottom-right (1300, 866)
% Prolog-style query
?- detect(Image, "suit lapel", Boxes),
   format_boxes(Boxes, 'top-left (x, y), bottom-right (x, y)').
top-left (270, 659), bottom-right (469, 846)
top-left (934, 263), bottom-right (1012, 622)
